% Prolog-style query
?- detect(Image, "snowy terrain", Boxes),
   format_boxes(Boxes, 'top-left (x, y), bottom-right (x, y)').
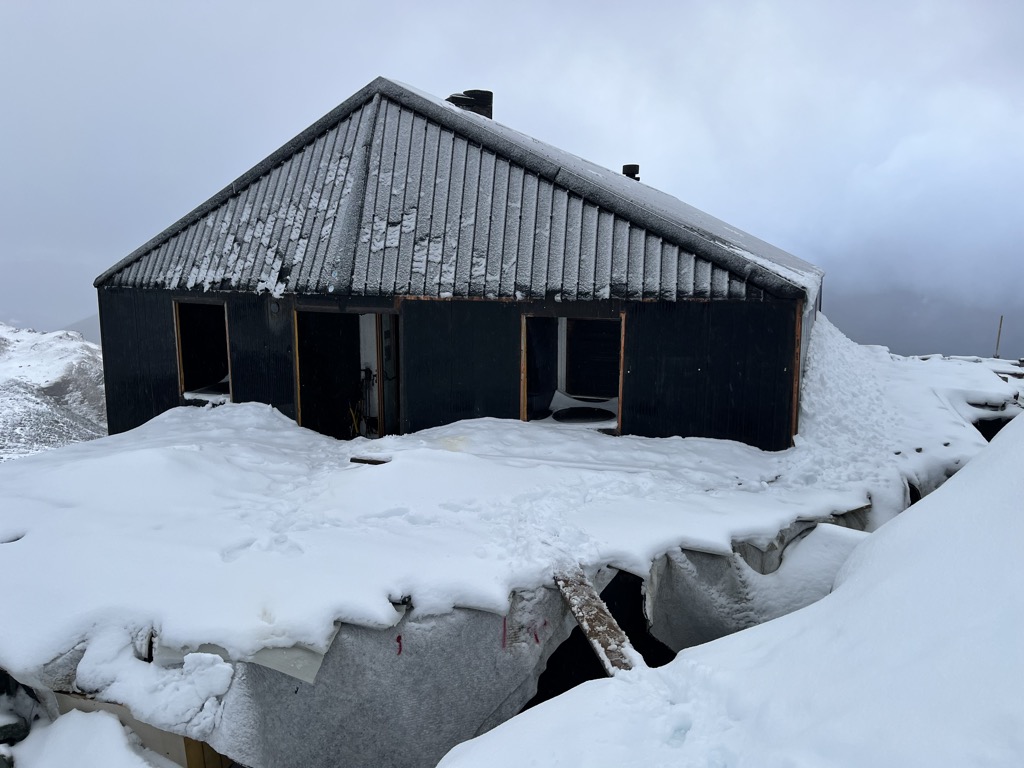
top-left (439, 404), bottom-right (1024, 768)
top-left (0, 315), bottom-right (1021, 765)
top-left (4, 709), bottom-right (177, 768)
top-left (0, 322), bottom-right (106, 461)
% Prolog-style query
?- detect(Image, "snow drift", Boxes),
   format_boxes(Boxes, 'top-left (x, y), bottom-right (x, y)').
top-left (0, 315), bottom-right (1019, 765)
top-left (439, 406), bottom-right (1024, 768)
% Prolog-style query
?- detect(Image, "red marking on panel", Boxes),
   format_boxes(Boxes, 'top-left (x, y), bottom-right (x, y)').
top-left (501, 616), bottom-right (507, 649)
top-left (396, 635), bottom-right (403, 655)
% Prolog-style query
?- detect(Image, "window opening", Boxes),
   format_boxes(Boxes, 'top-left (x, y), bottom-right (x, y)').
top-left (523, 315), bottom-right (622, 427)
top-left (176, 302), bottom-right (231, 404)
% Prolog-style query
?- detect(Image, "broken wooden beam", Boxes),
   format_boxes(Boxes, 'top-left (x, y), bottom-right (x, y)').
top-left (554, 566), bottom-right (635, 675)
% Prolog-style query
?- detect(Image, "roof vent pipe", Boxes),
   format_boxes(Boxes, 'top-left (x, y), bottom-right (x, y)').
top-left (622, 164), bottom-right (640, 181)
top-left (446, 89), bottom-right (493, 119)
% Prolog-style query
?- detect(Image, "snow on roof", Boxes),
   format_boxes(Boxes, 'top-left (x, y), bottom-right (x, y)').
top-left (438, 394), bottom-right (1024, 768)
top-left (0, 316), bottom-right (1017, 737)
top-left (95, 78), bottom-right (821, 304)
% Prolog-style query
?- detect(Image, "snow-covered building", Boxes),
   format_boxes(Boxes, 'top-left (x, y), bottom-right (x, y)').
top-left (95, 77), bottom-right (822, 450)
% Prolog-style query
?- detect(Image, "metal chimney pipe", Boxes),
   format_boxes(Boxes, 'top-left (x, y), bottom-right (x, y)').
top-left (446, 90), bottom-right (493, 119)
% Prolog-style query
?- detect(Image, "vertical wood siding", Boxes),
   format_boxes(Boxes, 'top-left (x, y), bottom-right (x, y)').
top-left (621, 299), bottom-right (797, 451)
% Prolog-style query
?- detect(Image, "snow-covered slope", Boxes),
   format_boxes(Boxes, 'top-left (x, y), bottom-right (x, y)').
top-left (438, 399), bottom-right (1024, 768)
top-left (0, 323), bottom-right (106, 461)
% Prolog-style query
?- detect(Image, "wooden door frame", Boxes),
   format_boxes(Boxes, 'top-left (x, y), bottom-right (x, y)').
top-left (173, 298), bottom-right (232, 402)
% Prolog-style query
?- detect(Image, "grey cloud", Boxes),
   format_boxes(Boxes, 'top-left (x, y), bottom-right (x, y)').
top-left (1, 0), bottom-right (1020, 356)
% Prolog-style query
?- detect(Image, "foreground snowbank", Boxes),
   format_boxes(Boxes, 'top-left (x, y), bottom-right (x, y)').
top-left (439, 413), bottom-right (1024, 767)
top-left (6, 709), bottom-right (173, 768)
top-left (0, 316), bottom-right (1017, 745)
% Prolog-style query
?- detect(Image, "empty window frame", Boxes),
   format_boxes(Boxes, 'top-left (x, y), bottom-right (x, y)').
top-left (522, 314), bottom-right (624, 427)
top-left (175, 301), bottom-right (231, 403)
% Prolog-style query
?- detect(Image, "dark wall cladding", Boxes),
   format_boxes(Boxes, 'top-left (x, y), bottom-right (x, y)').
top-left (98, 289), bottom-right (179, 434)
top-left (99, 289), bottom-right (299, 434)
top-left (227, 294), bottom-right (296, 419)
top-left (400, 300), bottom-right (520, 433)
top-left (99, 284), bottom-right (799, 449)
top-left (621, 299), bottom-right (798, 451)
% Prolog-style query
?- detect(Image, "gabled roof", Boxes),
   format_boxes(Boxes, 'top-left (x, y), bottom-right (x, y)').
top-left (96, 77), bottom-right (822, 302)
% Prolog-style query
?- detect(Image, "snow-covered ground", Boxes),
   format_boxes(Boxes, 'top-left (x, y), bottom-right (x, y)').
top-left (439, 393), bottom-right (1024, 768)
top-left (3, 709), bottom-right (177, 768)
top-left (0, 315), bottom-right (1020, 765)
top-left (0, 322), bottom-right (106, 461)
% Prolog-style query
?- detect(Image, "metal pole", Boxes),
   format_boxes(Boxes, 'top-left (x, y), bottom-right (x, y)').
top-left (995, 315), bottom-right (1004, 359)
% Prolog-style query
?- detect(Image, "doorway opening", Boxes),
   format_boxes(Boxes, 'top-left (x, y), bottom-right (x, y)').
top-left (351, 313), bottom-right (401, 438)
top-left (175, 301), bottom-right (231, 404)
top-left (522, 315), bottom-right (623, 427)
top-left (295, 311), bottom-right (400, 440)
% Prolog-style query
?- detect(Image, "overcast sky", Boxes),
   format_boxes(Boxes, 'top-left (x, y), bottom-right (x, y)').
top-left (2, 0), bottom-right (1021, 356)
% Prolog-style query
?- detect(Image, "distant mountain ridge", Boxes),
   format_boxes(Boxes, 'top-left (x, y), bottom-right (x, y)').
top-left (0, 323), bottom-right (106, 461)
top-left (65, 313), bottom-right (101, 345)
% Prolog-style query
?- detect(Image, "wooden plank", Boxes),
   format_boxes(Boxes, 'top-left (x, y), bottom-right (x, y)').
top-left (350, 456), bottom-right (391, 465)
top-left (617, 311), bottom-right (625, 434)
top-left (554, 566), bottom-right (634, 675)
top-left (173, 301), bottom-right (185, 396)
top-left (520, 314), bottom-right (528, 421)
top-left (183, 737), bottom-right (206, 768)
top-left (790, 298), bottom-right (804, 443)
top-left (184, 736), bottom-right (234, 768)
top-left (222, 303), bottom-right (233, 403)
top-left (293, 308), bottom-right (303, 427)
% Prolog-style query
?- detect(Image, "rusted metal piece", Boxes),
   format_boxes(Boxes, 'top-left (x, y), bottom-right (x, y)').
top-left (554, 566), bottom-right (634, 675)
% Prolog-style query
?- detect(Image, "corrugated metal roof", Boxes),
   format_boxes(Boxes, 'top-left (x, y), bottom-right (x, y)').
top-left (96, 78), bottom-right (821, 302)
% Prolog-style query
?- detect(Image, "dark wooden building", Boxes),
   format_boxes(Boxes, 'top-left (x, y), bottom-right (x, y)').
top-left (95, 78), bottom-right (823, 451)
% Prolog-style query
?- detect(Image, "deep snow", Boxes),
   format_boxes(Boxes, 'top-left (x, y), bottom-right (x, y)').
top-left (0, 315), bottom-right (1020, 763)
top-left (439, 400), bottom-right (1024, 768)
top-left (5, 709), bottom-right (177, 768)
